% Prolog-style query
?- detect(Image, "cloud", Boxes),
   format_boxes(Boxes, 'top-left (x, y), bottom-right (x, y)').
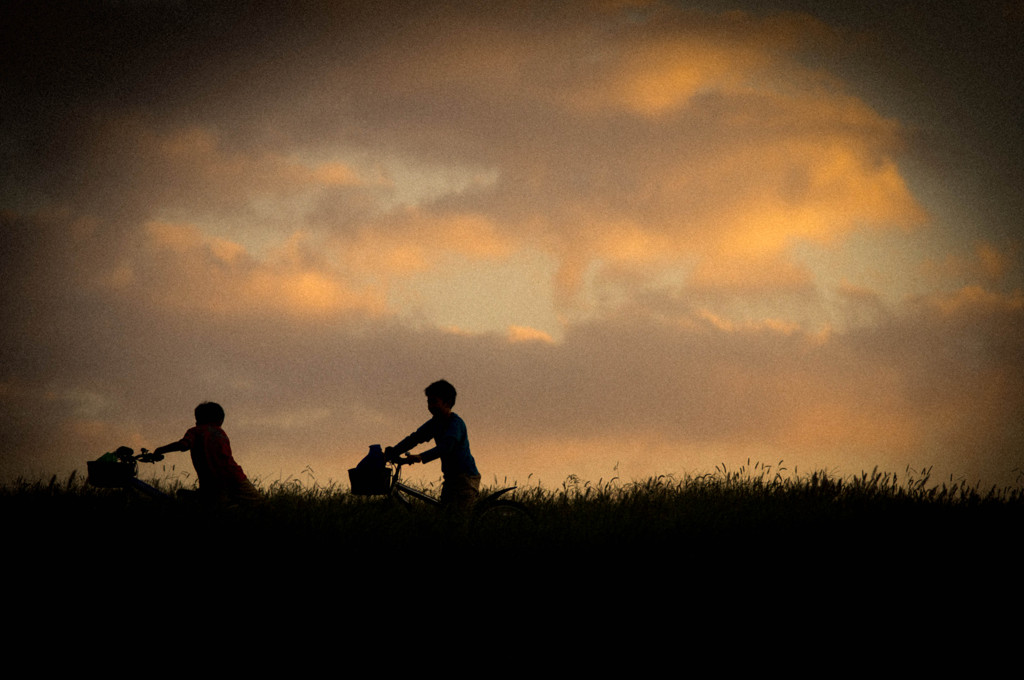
top-left (4, 2), bottom-right (926, 302)
top-left (99, 221), bottom-right (388, 320)
top-left (508, 325), bottom-right (556, 344)
top-left (2, 1), bottom-right (1021, 492)
top-left (561, 7), bottom-right (833, 115)
top-left (922, 239), bottom-right (1024, 293)
top-left (349, 7), bottom-right (927, 306)
top-left (3, 205), bottom-right (1022, 487)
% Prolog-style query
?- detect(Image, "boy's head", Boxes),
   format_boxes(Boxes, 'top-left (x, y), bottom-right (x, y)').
top-left (425, 380), bottom-right (457, 408)
top-left (195, 401), bottom-right (225, 426)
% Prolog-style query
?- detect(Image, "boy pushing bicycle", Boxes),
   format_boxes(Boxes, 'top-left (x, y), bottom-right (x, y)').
top-left (385, 380), bottom-right (481, 509)
top-left (151, 401), bottom-right (261, 506)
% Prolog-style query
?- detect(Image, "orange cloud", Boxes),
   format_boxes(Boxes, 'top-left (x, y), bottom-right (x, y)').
top-left (132, 222), bottom-right (387, 319)
top-left (926, 284), bottom-right (1024, 318)
top-left (330, 210), bottom-right (517, 283)
top-left (433, 11), bottom-right (929, 309)
top-left (146, 221), bottom-right (244, 263)
top-left (922, 240), bottom-right (1022, 289)
top-left (81, 121), bottom-right (372, 223)
top-left (689, 253), bottom-right (814, 293)
top-left (563, 9), bottom-right (835, 116)
top-left (587, 34), bottom-right (767, 115)
top-left (153, 126), bottom-right (363, 191)
top-left (508, 325), bottom-right (556, 343)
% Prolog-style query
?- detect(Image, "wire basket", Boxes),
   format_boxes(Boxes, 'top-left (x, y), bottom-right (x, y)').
top-left (348, 466), bottom-right (392, 495)
top-left (87, 460), bottom-right (138, 488)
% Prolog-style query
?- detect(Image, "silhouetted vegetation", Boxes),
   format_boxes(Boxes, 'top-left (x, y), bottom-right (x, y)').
top-left (8, 459), bottom-right (1018, 631)
top-left (6, 460), bottom-right (1021, 577)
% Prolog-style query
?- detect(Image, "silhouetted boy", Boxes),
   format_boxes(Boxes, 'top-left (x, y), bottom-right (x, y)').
top-left (385, 380), bottom-right (481, 509)
top-left (152, 401), bottom-right (260, 505)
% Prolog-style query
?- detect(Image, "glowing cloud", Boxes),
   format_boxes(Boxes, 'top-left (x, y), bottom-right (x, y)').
top-left (1, 1), bottom-right (1021, 490)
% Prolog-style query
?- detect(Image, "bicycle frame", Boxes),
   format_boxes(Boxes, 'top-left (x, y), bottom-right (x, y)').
top-left (388, 462), bottom-right (441, 508)
top-left (125, 475), bottom-right (173, 500)
top-left (387, 460), bottom-right (519, 508)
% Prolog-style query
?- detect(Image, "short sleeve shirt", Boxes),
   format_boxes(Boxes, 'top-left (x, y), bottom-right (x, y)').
top-left (182, 424), bottom-right (248, 490)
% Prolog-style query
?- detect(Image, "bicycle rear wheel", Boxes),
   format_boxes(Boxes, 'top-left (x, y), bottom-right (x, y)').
top-left (470, 499), bottom-right (536, 545)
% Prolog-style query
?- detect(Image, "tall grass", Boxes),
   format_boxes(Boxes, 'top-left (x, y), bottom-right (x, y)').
top-left (10, 462), bottom-right (1016, 628)
top-left (6, 460), bottom-right (1020, 562)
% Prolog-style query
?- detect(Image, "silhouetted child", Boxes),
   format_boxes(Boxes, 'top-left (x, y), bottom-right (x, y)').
top-left (385, 380), bottom-right (481, 509)
top-left (152, 401), bottom-right (261, 506)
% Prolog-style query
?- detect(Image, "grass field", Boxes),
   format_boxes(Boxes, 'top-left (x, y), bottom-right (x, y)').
top-left (6, 460), bottom-right (1021, 563)
top-left (6, 459), bottom-right (1021, 631)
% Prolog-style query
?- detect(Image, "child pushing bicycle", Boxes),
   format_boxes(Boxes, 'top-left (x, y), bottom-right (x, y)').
top-left (150, 401), bottom-right (261, 506)
top-left (384, 380), bottom-right (481, 509)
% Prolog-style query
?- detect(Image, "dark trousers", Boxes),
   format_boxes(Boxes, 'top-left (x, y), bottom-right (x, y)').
top-left (439, 473), bottom-right (481, 509)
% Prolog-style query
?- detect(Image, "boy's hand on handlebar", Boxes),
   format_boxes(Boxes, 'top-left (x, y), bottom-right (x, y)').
top-left (384, 447), bottom-right (421, 465)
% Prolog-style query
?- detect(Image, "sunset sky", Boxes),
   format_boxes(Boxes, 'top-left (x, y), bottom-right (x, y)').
top-left (2, 0), bottom-right (1022, 490)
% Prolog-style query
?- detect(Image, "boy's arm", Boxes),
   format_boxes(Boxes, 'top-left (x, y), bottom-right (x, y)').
top-left (418, 433), bottom-right (457, 464)
top-left (152, 438), bottom-right (189, 456)
top-left (385, 436), bottom-right (422, 461)
top-left (384, 421), bottom-right (432, 460)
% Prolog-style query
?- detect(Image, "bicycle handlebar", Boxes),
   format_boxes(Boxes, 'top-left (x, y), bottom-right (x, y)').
top-left (112, 447), bottom-right (164, 464)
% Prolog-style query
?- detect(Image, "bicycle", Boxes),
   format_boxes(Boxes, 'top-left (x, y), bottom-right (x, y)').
top-left (87, 446), bottom-right (173, 500)
top-left (348, 455), bottom-right (536, 539)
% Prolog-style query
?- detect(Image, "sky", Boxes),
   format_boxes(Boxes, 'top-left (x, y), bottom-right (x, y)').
top-left (2, 0), bottom-right (1022, 491)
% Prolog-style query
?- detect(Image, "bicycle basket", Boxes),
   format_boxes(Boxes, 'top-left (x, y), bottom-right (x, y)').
top-left (87, 460), bottom-right (138, 488)
top-left (348, 466), bottom-right (391, 495)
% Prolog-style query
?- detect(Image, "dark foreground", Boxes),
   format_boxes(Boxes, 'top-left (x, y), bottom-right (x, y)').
top-left (7, 468), bottom-right (1021, 578)
top-left (6, 467), bottom-right (1023, 656)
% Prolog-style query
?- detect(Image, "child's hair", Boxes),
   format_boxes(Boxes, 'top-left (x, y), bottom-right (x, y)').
top-left (195, 401), bottom-right (225, 426)
top-left (425, 379), bottom-right (457, 407)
